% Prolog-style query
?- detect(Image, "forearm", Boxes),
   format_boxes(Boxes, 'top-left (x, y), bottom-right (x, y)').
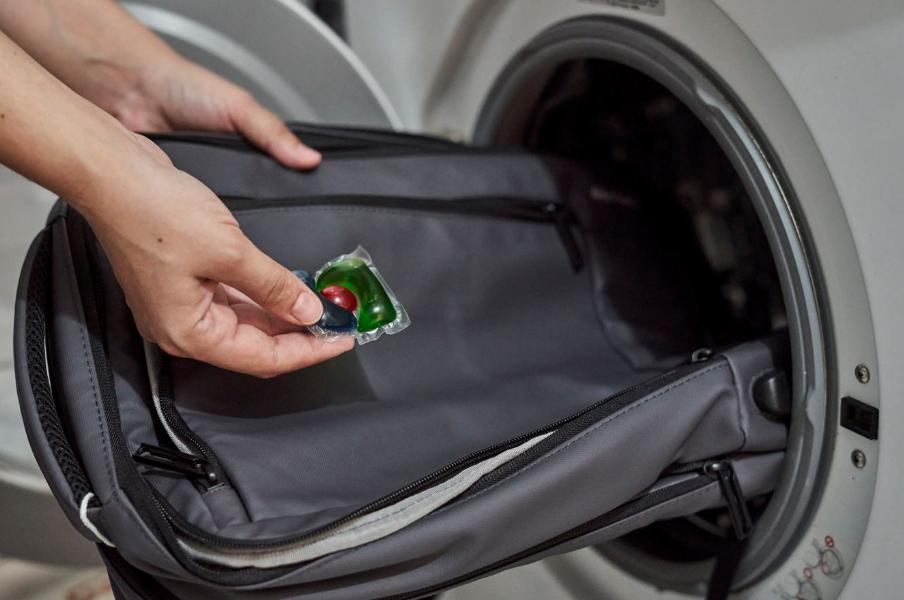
top-left (0, 0), bottom-right (319, 166)
top-left (0, 0), bottom-right (182, 121)
top-left (0, 30), bottom-right (155, 219)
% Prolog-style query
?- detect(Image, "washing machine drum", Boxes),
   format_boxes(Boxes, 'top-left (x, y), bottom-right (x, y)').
top-left (14, 125), bottom-right (789, 599)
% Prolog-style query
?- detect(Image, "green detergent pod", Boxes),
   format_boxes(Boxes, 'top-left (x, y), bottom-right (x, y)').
top-left (310, 246), bottom-right (410, 344)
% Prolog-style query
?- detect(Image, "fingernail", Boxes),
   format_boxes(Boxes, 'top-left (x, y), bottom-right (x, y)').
top-left (291, 291), bottom-right (323, 325)
top-left (297, 145), bottom-right (321, 164)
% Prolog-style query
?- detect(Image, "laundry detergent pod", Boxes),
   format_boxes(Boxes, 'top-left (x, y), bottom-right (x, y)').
top-left (292, 269), bottom-right (358, 335)
top-left (317, 259), bottom-right (397, 332)
top-left (301, 246), bottom-right (409, 344)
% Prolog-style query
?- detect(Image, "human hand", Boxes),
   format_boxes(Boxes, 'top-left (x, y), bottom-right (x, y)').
top-left (0, 2), bottom-right (348, 375)
top-left (80, 129), bottom-right (352, 377)
top-left (111, 56), bottom-right (323, 170)
top-left (0, 0), bottom-right (321, 170)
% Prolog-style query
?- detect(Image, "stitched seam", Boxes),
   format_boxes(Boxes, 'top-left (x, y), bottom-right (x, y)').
top-left (57, 225), bottom-right (187, 557)
top-left (736, 365), bottom-right (748, 450)
top-left (300, 362), bottom-right (728, 577)
top-left (62, 232), bottom-right (159, 554)
top-left (724, 356), bottom-right (754, 451)
top-left (60, 226), bottom-right (153, 553)
top-left (60, 226), bottom-right (116, 508)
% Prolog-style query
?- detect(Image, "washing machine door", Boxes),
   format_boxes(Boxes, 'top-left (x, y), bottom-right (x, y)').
top-left (122, 0), bottom-right (400, 127)
top-left (0, 0), bottom-right (399, 567)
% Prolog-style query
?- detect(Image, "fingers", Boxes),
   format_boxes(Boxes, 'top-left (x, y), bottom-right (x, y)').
top-left (220, 284), bottom-right (305, 335)
top-left (229, 93), bottom-right (321, 169)
top-left (231, 303), bottom-right (299, 336)
top-left (211, 282), bottom-right (286, 333)
top-left (208, 237), bottom-right (324, 327)
top-left (152, 282), bottom-right (351, 377)
top-left (186, 299), bottom-right (354, 378)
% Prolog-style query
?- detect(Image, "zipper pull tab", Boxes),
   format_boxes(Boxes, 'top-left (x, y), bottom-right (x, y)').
top-left (704, 460), bottom-right (752, 540)
top-left (134, 444), bottom-right (218, 485)
top-left (687, 348), bottom-right (714, 364)
top-left (545, 202), bottom-right (584, 272)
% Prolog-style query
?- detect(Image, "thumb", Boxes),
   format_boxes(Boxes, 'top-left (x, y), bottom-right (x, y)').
top-left (214, 239), bottom-right (323, 326)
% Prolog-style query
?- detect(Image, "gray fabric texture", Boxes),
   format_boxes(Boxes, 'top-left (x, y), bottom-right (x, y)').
top-left (166, 204), bottom-right (661, 537)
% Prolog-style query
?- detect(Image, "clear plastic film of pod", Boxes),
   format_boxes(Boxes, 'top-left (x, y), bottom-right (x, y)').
top-left (293, 246), bottom-right (410, 345)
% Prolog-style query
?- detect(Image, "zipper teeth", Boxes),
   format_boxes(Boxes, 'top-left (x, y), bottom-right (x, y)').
top-left (223, 194), bottom-right (585, 273)
top-left (144, 342), bottom-right (191, 455)
top-left (662, 459), bottom-right (711, 476)
top-left (222, 194), bottom-right (565, 221)
top-left (157, 390), bottom-right (223, 484)
top-left (144, 341), bottom-right (224, 486)
top-left (159, 404), bottom-right (214, 462)
top-left (155, 403), bottom-right (191, 455)
top-left (164, 363), bottom-right (695, 551)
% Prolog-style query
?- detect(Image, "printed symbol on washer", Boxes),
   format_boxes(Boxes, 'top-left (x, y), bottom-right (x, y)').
top-left (804, 537), bottom-right (844, 579)
top-left (797, 579), bottom-right (822, 600)
top-left (775, 572), bottom-right (822, 600)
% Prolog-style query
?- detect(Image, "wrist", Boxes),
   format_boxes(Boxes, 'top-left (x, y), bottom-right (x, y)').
top-left (65, 116), bottom-right (171, 227)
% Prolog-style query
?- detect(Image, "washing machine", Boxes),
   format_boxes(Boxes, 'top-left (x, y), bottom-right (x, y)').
top-left (342, 2), bottom-right (903, 598)
top-left (2, 2), bottom-right (901, 599)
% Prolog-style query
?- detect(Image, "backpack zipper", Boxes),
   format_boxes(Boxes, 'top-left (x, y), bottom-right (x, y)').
top-left (137, 343), bottom-right (227, 491)
top-left (224, 194), bottom-right (585, 272)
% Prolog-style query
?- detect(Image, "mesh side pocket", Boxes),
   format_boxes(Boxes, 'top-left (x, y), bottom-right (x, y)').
top-left (24, 230), bottom-right (95, 504)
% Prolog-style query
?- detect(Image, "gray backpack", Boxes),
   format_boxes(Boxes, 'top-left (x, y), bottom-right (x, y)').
top-left (15, 124), bottom-right (788, 599)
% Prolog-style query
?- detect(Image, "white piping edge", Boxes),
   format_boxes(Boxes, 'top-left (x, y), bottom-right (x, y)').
top-left (180, 431), bottom-right (555, 568)
top-left (80, 492), bottom-right (115, 547)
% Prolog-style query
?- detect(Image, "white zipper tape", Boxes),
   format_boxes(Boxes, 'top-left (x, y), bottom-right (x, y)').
top-left (144, 341), bottom-right (192, 455)
top-left (179, 431), bottom-right (555, 568)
